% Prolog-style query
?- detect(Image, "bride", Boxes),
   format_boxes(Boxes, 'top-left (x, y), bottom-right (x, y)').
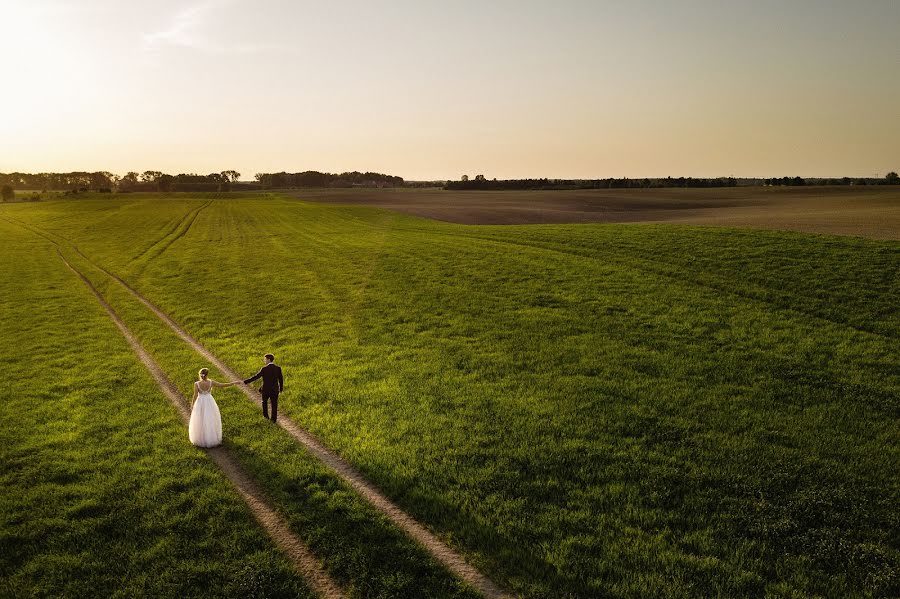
top-left (189, 368), bottom-right (239, 447)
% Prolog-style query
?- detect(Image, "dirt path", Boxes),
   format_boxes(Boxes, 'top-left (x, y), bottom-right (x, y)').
top-left (91, 260), bottom-right (512, 598)
top-left (54, 247), bottom-right (345, 599)
top-left (6, 213), bottom-right (512, 598)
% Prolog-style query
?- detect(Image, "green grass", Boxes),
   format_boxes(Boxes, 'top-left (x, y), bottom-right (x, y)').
top-left (0, 219), bottom-right (314, 598)
top-left (62, 234), bottom-right (482, 597)
top-left (2, 193), bottom-right (898, 597)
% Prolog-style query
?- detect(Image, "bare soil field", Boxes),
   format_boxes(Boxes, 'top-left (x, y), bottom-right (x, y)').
top-left (292, 186), bottom-right (900, 239)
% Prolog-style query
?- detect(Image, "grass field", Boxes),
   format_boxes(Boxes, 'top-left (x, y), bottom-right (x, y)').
top-left (0, 219), bottom-right (315, 598)
top-left (1, 192), bottom-right (898, 598)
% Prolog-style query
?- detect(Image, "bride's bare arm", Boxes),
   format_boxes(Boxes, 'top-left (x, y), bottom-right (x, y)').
top-left (190, 382), bottom-right (198, 408)
top-left (211, 379), bottom-right (237, 388)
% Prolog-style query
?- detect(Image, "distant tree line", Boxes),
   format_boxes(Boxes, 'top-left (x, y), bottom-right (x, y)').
top-left (0, 170), bottom-right (243, 193)
top-left (118, 171), bottom-right (244, 192)
top-left (447, 172), bottom-right (900, 190)
top-left (1, 169), bottom-right (896, 199)
top-left (767, 173), bottom-right (900, 186)
top-left (0, 171), bottom-right (120, 192)
top-left (253, 171), bottom-right (404, 188)
top-left (447, 176), bottom-right (740, 190)
top-left (0, 169), bottom-right (405, 193)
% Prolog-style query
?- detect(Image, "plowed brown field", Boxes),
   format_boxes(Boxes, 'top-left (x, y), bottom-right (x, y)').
top-left (292, 186), bottom-right (900, 239)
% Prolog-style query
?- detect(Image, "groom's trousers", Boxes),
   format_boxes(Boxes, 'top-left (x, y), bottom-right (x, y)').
top-left (262, 392), bottom-right (279, 423)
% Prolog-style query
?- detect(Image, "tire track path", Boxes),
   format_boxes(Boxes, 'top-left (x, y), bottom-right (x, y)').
top-left (56, 248), bottom-right (345, 599)
top-left (131, 200), bottom-right (212, 276)
top-left (94, 257), bottom-right (511, 598)
top-left (6, 212), bottom-right (512, 597)
top-left (128, 202), bottom-right (206, 264)
top-left (0, 212), bottom-right (342, 598)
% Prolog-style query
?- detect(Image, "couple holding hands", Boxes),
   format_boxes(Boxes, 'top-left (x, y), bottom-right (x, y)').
top-left (188, 353), bottom-right (284, 448)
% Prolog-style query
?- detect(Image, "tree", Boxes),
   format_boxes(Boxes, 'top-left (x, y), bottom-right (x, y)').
top-left (886, 171), bottom-right (899, 185)
top-left (207, 172), bottom-right (225, 191)
top-left (1, 184), bottom-right (13, 201)
top-left (221, 170), bottom-right (240, 183)
top-left (474, 174), bottom-right (486, 181)
top-left (157, 174), bottom-right (174, 192)
top-left (91, 171), bottom-right (116, 190)
top-left (297, 171), bottom-right (327, 187)
top-left (461, 175), bottom-right (469, 182)
top-left (121, 172), bottom-right (139, 186)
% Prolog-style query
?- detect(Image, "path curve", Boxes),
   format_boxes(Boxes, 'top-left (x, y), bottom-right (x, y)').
top-left (128, 200), bottom-right (210, 266)
top-left (56, 249), bottom-right (345, 599)
top-left (148, 200), bottom-right (211, 264)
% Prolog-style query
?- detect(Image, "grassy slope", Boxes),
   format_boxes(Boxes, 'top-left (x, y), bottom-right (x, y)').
top-left (6, 194), bottom-right (899, 597)
top-left (0, 218), bottom-right (313, 598)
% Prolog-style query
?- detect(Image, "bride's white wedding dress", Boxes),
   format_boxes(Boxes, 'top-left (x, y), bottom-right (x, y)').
top-left (189, 381), bottom-right (222, 447)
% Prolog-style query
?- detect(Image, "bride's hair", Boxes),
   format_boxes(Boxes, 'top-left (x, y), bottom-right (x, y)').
top-left (199, 368), bottom-right (209, 380)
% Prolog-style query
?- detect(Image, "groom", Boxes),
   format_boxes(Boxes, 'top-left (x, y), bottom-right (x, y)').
top-left (243, 353), bottom-right (284, 423)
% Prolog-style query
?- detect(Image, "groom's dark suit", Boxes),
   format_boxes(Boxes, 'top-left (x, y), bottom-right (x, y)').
top-left (244, 363), bottom-right (284, 422)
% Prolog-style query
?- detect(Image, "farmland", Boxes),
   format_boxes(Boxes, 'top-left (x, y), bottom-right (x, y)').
top-left (1, 192), bottom-right (898, 598)
top-left (293, 186), bottom-right (900, 239)
top-left (0, 218), bottom-right (315, 598)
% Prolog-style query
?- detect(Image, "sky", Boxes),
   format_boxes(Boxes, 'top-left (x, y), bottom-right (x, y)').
top-left (1, 0), bottom-right (898, 180)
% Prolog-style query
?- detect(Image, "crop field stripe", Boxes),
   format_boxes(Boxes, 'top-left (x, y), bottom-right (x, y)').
top-left (426, 227), bottom-right (898, 341)
top-left (130, 200), bottom-right (213, 274)
top-left (266, 214), bottom-right (396, 343)
top-left (36, 239), bottom-right (345, 599)
top-left (127, 201), bottom-right (206, 264)
top-left (38, 220), bottom-right (512, 598)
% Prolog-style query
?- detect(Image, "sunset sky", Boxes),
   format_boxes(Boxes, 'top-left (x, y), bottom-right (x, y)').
top-left (2, 0), bottom-right (898, 180)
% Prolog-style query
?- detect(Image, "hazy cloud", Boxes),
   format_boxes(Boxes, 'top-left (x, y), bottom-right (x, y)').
top-left (143, 0), bottom-right (226, 50)
top-left (142, 0), bottom-right (297, 56)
